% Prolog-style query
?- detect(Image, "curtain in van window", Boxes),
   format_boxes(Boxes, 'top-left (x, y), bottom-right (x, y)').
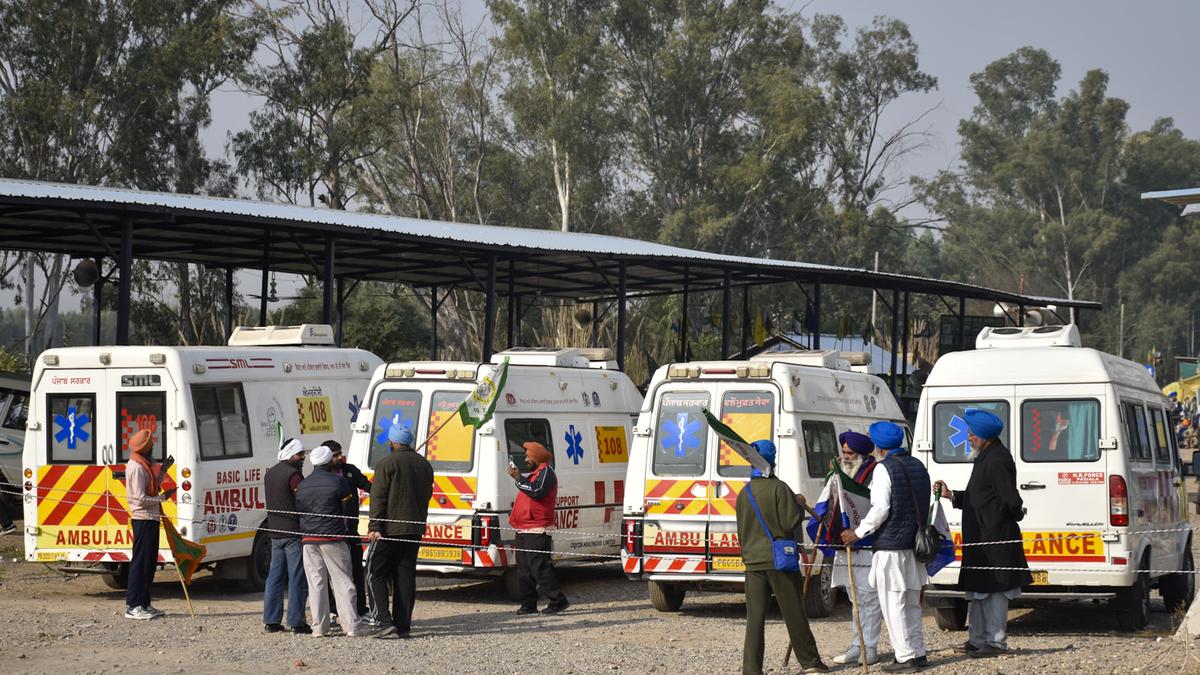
top-left (653, 391), bottom-right (709, 477)
top-left (1021, 399), bottom-right (1098, 462)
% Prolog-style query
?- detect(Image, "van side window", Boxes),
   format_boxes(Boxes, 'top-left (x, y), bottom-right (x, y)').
top-left (3, 391), bottom-right (28, 430)
top-left (368, 389), bottom-right (423, 468)
top-left (718, 391), bottom-right (775, 478)
top-left (1021, 399), bottom-right (1099, 462)
top-left (117, 392), bottom-right (167, 462)
top-left (652, 391), bottom-right (710, 477)
top-left (802, 420), bottom-right (838, 478)
top-left (504, 418), bottom-right (555, 469)
top-left (426, 391), bottom-right (476, 473)
top-left (1122, 402), bottom-right (1152, 462)
top-left (932, 401), bottom-right (1010, 463)
top-left (1151, 408), bottom-right (1172, 463)
top-left (192, 384), bottom-right (251, 460)
top-left (46, 394), bottom-right (97, 464)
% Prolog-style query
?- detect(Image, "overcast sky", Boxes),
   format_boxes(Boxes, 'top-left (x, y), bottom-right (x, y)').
top-left (50, 0), bottom-right (1200, 313)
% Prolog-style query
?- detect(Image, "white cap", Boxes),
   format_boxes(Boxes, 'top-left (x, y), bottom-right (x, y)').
top-left (310, 445), bottom-right (333, 466)
top-left (278, 438), bottom-right (305, 462)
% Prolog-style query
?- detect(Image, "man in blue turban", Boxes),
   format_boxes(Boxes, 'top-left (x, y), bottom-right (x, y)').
top-left (737, 438), bottom-right (828, 674)
top-left (935, 409), bottom-right (1031, 659)
top-left (841, 420), bottom-right (930, 672)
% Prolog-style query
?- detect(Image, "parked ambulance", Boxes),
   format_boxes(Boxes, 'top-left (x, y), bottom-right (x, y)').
top-left (347, 347), bottom-right (641, 596)
top-left (916, 325), bottom-right (1194, 631)
top-left (0, 371), bottom-right (30, 486)
top-left (621, 350), bottom-right (907, 614)
top-left (20, 324), bottom-right (381, 590)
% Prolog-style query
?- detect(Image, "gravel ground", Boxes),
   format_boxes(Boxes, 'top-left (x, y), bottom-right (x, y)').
top-left (1, 528), bottom-right (1198, 674)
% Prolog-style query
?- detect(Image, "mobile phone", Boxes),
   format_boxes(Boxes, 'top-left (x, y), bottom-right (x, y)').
top-left (508, 459), bottom-right (518, 470)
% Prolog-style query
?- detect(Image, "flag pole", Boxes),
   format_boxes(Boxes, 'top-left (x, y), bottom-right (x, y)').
top-left (173, 559), bottom-right (196, 619)
top-left (803, 520), bottom-right (824, 597)
top-left (413, 412), bottom-right (457, 454)
top-left (846, 546), bottom-right (868, 674)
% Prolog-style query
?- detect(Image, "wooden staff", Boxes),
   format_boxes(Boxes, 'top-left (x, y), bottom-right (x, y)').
top-left (173, 560), bottom-right (196, 619)
top-left (846, 545), bottom-right (868, 674)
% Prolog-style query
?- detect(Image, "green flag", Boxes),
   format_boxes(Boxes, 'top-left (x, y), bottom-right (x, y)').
top-left (162, 517), bottom-right (207, 585)
top-left (458, 358), bottom-right (510, 428)
top-left (701, 408), bottom-right (772, 476)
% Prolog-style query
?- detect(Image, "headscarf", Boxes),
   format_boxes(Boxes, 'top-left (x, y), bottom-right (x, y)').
top-left (278, 437), bottom-right (305, 462)
top-left (388, 424), bottom-right (414, 446)
top-left (838, 430), bottom-right (874, 456)
top-left (310, 445), bottom-right (333, 466)
top-left (751, 439), bottom-right (777, 467)
top-left (523, 441), bottom-right (552, 465)
top-left (964, 408), bottom-right (1004, 440)
top-left (127, 429), bottom-right (159, 495)
top-left (869, 421), bottom-right (904, 450)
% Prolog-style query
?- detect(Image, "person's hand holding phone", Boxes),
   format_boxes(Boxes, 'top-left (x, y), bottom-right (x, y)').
top-left (506, 459), bottom-right (520, 479)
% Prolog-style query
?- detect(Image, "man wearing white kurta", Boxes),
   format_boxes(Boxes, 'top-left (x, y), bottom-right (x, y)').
top-left (841, 421), bottom-right (930, 673)
top-left (830, 431), bottom-right (882, 666)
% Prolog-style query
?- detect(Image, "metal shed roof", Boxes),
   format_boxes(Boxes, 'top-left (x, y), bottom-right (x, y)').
top-left (0, 179), bottom-right (1099, 309)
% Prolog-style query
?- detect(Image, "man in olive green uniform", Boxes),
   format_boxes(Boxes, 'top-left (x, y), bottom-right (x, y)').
top-left (737, 439), bottom-right (828, 675)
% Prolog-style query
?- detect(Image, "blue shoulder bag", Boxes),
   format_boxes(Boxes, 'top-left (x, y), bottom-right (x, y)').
top-left (744, 481), bottom-right (801, 573)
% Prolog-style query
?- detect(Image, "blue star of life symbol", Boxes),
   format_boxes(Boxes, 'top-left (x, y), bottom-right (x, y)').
top-left (375, 410), bottom-right (414, 445)
top-left (348, 395), bottom-right (362, 422)
top-left (565, 425), bottom-right (584, 464)
top-left (948, 415), bottom-right (970, 453)
top-left (54, 406), bottom-right (90, 450)
top-left (661, 412), bottom-right (702, 458)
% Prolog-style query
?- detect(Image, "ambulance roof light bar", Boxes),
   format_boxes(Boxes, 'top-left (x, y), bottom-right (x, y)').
top-left (227, 324), bottom-right (336, 347)
top-left (750, 350), bottom-right (845, 370)
top-left (975, 324), bottom-right (1081, 349)
top-left (492, 347), bottom-right (592, 368)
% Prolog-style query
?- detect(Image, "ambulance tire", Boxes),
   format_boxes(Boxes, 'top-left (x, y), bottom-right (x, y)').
top-left (1161, 546), bottom-right (1195, 616)
top-left (648, 581), bottom-right (686, 612)
top-left (802, 562), bottom-right (835, 618)
top-left (933, 599), bottom-right (968, 631)
top-left (498, 567), bottom-right (522, 601)
top-left (100, 562), bottom-right (130, 590)
top-left (1114, 557), bottom-right (1151, 631)
top-left (241, 530), bottom-right (271, 592)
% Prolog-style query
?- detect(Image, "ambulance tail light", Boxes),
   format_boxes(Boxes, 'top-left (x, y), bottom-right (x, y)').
top-left (1112, 556), bottom-right (1128, 566)
top-left (473, 514), bottom-right (500, 548)
top-left (703, 368), bottom-right (736, 375)
top-left (1109, 475), bottom-right (1129, 527)
top-left (623, 518), bottom-right (643, 555)
top-left (415, 368), bottom-right (446, 376)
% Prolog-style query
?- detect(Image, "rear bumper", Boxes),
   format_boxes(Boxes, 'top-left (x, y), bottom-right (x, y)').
top-left (926, 584), bottom-right (1120, 605)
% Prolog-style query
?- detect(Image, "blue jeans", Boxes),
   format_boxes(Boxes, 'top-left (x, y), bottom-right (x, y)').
top-left (263, 537), bottom-right (308, 627)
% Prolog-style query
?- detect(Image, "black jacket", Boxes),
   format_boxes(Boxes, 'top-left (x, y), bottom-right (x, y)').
top-left (295, 466), bottom-right (352, 539)
top-left (369, 446), bottom-right (434, 537)
top-left (264, 461), bottom-right (302, 539)
top-left (334, 462), bottom-right (372, 535)
top-left (952, 441), bottom-right (1033, 592)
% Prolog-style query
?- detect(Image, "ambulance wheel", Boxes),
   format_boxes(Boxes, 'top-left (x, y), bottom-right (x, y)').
top-left (648, 581), bottom-right (685, 612)
top-left (802, 562), bottom-right (835, 618)
top-left (934, 599), bottom-right (968, 631)
top-left (1114, 558), bottom-right (1151, 631)
top-left (242, 530), bottom-right (271, 592)
top-left (1161, 546), bottom-right (1195, 616)
top-left (100, 562), bottom-right (130, 590)
top-left (498, 568), bottom-right (522, 601)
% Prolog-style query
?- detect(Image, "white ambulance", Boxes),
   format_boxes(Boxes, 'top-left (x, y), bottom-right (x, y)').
top-left (0, 371), bottom-right (31, 485)
top-left (621, 350), bottom-right (907, 614)
top-left (916, 325), bottom-right (1194, 631)
top-left (20, 324), bottom-right (381, 590)
top-left (347, 347), bottom-right (641, 596)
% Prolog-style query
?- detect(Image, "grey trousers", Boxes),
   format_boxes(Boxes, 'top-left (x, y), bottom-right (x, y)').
top-left (967, 591), bottom-right (1012, 649)
top-left (303, 541), bottom-right (364, 637)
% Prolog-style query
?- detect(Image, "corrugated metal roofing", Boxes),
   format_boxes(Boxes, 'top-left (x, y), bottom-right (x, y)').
top-left (0, 178), bottom-right (1100, 309)
top-left (1142, 187), bottom-right (1200, 206)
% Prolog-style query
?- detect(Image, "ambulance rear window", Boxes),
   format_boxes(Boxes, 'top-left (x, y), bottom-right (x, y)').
top-left (426, 391), bottom-right (475, 473)
top-left (1122, 402), bottom-right (1152, 462)
top-left (1020, 399), bottom-right (1099, 462)
top-left (368, 389), bottom-right (422, 468)
top-left (1151, 408), bottom-right (1172, 463)
top-left (718, 391), bottom-right (774, 478)
top-left (653, 391), bottom-right (709, 477)
top-left (47, 394), bottom-right (96, 464)
top-left (118, 392), bottom-right (167, 462)
top-left (3, 390), bottom-right (27, 431)
top-left (932, 401), bottom-right (1010, 463)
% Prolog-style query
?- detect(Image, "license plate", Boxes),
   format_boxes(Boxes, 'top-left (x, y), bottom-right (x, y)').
top-left (418, 546), bottom-right (460, 561)
top-left (36, 551), bottom-right (65, 562)
top-left (1031, 570), bottom-right (1049, 586)
top-left (711, 556), bottom-right (745, 572)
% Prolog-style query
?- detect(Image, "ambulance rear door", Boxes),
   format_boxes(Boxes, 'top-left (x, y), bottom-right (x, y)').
top-left (421, 387), bottom-right (479, 566)
top-left (1013, 385), bottom-right (1109, 585)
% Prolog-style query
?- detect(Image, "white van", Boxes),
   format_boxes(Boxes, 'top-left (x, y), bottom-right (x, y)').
top-left (621, 350), bottom-right (907, 614)
top-left (0, 371), bottom-right (31, 483)
top-left (347, 347), bottom-right (641, 595)
top-left (916, 325), bottom-right (1194, 631)
top-left (20, 325), bottom-right (381, 590)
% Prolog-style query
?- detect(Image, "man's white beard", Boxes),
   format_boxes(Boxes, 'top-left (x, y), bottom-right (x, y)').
top-left (840, 455), bottom-right (864, 475)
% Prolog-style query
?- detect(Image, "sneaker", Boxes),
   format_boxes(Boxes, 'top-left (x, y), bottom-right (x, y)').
top-left (516, 606), bottom-right (538, 615)
top-left (541, 599), bottom-right (570, 615)
top-left (0, 524), bottom-right (17, 536)
top-left (914, 655), bottom-right (928, 667)
top-left (968, 645), bottom-right (1007, 659)
top-left (289, 624), bottom-right (313, 635)
top-left (803, 662), bottom-right (830, 674)
top-left (832, 646), bottom-right (878, 665)
top-left (880, 660), bottom-right (919, 673)
top-left (357, 624), bottom-right (395, 639)
top-left (143, 605), bottom-right (165, 617)
top-left (953, 641), bottom-right (980, 655)
top-left (124, 606), bottom-right (155, 620)
top-left (264, 623), bottom-right (285, 633)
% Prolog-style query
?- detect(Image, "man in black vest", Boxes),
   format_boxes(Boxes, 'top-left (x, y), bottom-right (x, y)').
top-left (841, 421), bottom-right (930, 673)
top-left (263, 438), bottom-right (310, 634)
top-left (935, 408), bottom-right (1031, 659)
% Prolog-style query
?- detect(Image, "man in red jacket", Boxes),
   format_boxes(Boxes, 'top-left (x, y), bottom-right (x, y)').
top-left (506, 441), bottom-right (569, 615)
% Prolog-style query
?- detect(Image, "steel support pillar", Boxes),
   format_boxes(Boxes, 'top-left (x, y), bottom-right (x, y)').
top-left (741, 285), bottom-right (751, 355)
top-left (1018, 304), bottom-right (1026, 327)
top-left (720, 270), bottom-right (732, 358)
top-left (322, 238), bottom-right (335, 325)
top-left (957, 296), bottom-right (967, 350)
top-left (813, 281), bottom-right (822, 350)
top-left (116, 219), bottom-right (133, 345)
top-left (901, 291), bottom-right (910, 395)
top-left (260, 234), bottom-right (270, 326)
top-left (617, 262), bottom-right (627, 371)
top-left (335, 277), bottom-right (345, 347)
top-left (430, 285), bottom-right (440, 360)
top-left (92, 258), bottom-right (103, 345)
top-left (678, 269), bottom-right (689, 362)
top-left (483, 257), bottom-right (497, 361)
top-left (890, 288), bottom-right (900, 393)
top-left (225, 267), bottom-right (234, 341)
